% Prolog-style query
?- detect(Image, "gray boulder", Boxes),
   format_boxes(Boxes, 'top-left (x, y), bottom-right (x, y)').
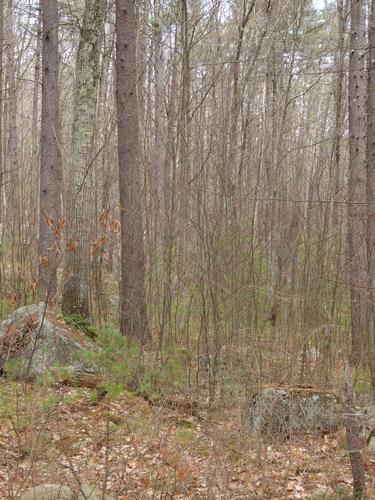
top-left (359, 404), bottom-right (375, 451)
top-left (0, 304), bottom-right (97, 380)
top-left (247, 385), bottom-right (342, 437)
top-left (20, 484), bottom-right (72, 499)
top-left (368, 435), bottom-right (375, 452)
top-left (20, 483), bottom-right (114, 499)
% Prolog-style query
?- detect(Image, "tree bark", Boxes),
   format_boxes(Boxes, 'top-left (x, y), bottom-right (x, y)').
top-left (38, 0), bottom-right (61, 302)
top-left (343, 365), bottom-right (366, 498)
top-left (0, 0), bottom-right (3, 236)
top-left (32, 9), bottom-right (42, 193)
top-left (61, 0), bottom-right (106, 317)
top-left (367, 0), bottom-right (375, 391)
top-left (348, 0), bottom-right (368, 364)
top-left (332, 0), bottom-right (346, 226)
top-left (152, 0), bottom-right (168, 238)
top-left (6, 0), bottom-right (18, 232)
top-left (116, 0), bottom-right (150, 343)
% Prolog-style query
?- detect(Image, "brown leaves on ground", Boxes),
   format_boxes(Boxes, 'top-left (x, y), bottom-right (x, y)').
top-left (0, 381), bottom-right (374, 499)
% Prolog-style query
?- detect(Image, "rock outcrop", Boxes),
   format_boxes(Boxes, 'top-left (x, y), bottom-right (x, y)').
top-left (359, 404), bottom-right (375, 452)
top-left (0, 304), bottom-right (97, 380)
top-left (247, 385), bottom-right (342, 437)
top-left (20, 483), bottom-right (113, 499)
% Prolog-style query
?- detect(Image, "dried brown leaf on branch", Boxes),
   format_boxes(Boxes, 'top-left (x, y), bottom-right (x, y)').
top-left (99, 208), bottom-right (111, 227)
top-left (39, 255), bottom-right (50, 268)
top-left (110, 219), bottom-right (120, 234)
top-left (67, 239), bottom-right (78, 253)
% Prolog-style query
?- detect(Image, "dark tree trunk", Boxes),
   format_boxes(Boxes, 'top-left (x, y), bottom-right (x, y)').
top-left (348, 0), bottom-right (368, 364)
top-left (344, 366), bottom-right (366, 498)
top-left (38, 0), bottom-right (61, 302)
top-left (0, 0), bottom-right (3, 232)
top-left (115, 0), bottom-right (150, 343)
top-left (367, 0), bottom-right (375, 390)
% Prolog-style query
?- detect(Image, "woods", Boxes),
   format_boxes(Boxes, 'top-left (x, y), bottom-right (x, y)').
top-left (2, 0), bottom-right (375, 497)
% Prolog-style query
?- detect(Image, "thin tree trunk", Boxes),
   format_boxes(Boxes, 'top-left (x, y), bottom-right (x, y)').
top-left (7, 0), bottom-right (18, 233)
top-left (32, 9), bottom-right (42, 192)
top-left (153, 0), bottom-right (167, 238)
top-left (332, 0), bottom-right (346, 226)
top-left (116, 0), bottom-right (150, 343)
top-left (178, 0), bottom-right (191, 274)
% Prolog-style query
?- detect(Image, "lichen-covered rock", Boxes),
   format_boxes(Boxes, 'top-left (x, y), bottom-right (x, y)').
top-left (0, 304), bottom-right (97, 380)
top-left (359, 404), bottom-right (375, 451)
top-left (368, 435), bottom-right (375, 452)
top-left (20, 484), bottom-right (72, 499)
top-left (20, 483), bottom-right (114, 499)
top-left (247, 385), bottom-right (342, 437)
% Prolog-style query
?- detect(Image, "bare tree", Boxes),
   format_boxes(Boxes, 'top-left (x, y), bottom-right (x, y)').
top-left (116, 0), bottom-right (150, 343)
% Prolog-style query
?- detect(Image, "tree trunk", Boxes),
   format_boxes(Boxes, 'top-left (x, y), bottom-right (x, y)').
top-left (152, 0), bottom-right (168, 239)
top-left (332, 0), bottom-right (346, 227)
top-left (38, 0), bottom-right (61, 303)
top-left (0, 0), bottom-right (3, 237)
top-left (348, 0), bottom-right (368, 365)
top-left (32, 9), bottom-right (42, 196)
top-left (343, 365), bottom-right (366, 498)
top-left (61, 0), bottom-right (106, 317)
top-left (367, 0), bottom-right (375, 390)
top-left (263, 0), bottom-right (278, 258)
top-left (6, 0), bottom-right (18, 233)
top-left (115, 0), bottom-right (150, 343)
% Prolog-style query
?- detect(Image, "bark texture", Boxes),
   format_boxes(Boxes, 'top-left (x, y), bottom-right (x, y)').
top-left (0, 0), bottom-right (3, 234)
top-left (6, 0), bottom-right (18, 230)
top-left (367, 0), bottom-right (375, 384)
top-left (116, 0), bottom-right (150, 343)
top-left (38, 0), bottom-right (61, 302)
top-left (343, 366), bottom-right (366, 498)
top-left (152, 0), bottom-right (168, 237)
top-left (62, 0), bottom-right (106, 317)
top-left (348, 0), bottom-right (368, 364)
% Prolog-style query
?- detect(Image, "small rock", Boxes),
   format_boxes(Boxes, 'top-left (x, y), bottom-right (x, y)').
top-left (72, 437), bottom-right (93, 449)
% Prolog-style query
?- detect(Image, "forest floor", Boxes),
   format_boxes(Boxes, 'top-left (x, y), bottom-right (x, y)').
top-left (0, 381), bottom-right (375, 499)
